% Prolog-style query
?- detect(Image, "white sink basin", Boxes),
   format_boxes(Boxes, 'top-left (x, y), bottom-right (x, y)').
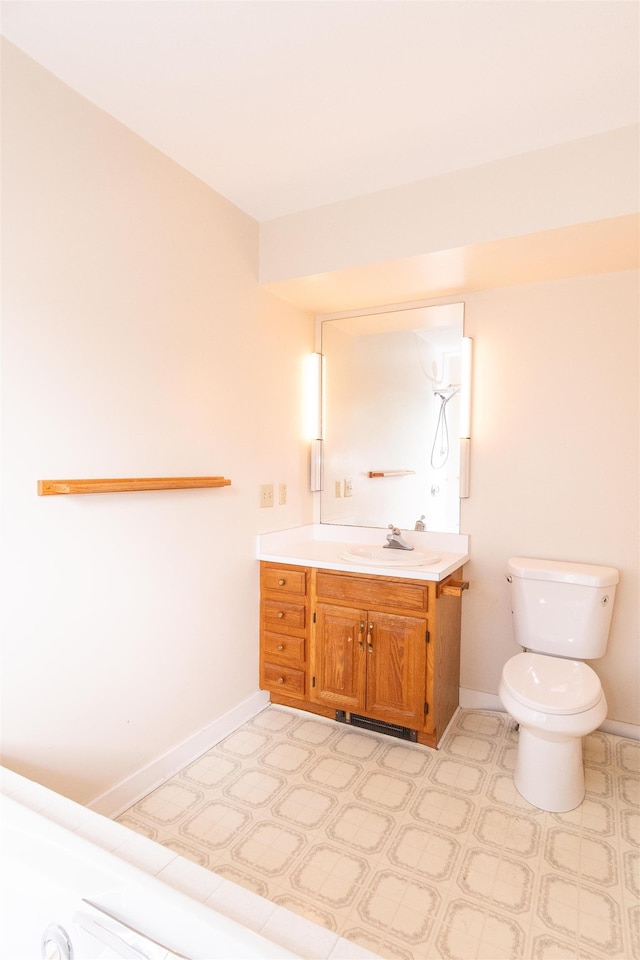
top-left (339, 545), bottom-right (441, 566)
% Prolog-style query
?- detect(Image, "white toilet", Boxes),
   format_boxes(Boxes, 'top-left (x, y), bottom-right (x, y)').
top-left (499, 556), bottom-right (619, 813)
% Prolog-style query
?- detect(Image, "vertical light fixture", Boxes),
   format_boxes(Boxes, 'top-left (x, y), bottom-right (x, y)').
top-left (459, 337), bottom-right (473, 498)
top-left (304, 352), bottom-right (324, 491)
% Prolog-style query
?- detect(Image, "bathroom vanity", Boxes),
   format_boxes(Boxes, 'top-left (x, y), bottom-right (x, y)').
top-left (258, 526), bottom-right (469, 748)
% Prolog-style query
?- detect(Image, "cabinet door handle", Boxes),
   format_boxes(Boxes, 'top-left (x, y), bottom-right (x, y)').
top-left (278, 644), bottom-right (285, 651)
top-left (277, 611), bottom-right (285, 618)
top-left (278, 578), bottom-right (286, 586)
top-left (367, 622), bottom-right (374, 653)
top-left (277, 676), bottom-right (285, 684)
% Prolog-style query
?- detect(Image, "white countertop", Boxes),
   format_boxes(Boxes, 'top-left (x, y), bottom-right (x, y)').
top-left (257, 525), bottom-right (469, 582)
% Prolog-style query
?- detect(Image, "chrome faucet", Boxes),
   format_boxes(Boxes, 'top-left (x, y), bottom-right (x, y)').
top-left (384, 524), bottom-right (415, 550)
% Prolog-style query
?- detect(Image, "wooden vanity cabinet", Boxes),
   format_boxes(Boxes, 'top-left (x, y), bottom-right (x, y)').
top-left (259, 561), bottom-right (466, 748)
top-left (259, 562), bottom-right (310, 701)
top-left (312, 573), bottom-right (428, 729)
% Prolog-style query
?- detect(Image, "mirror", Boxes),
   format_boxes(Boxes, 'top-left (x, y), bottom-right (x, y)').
top-left (320, 302), bottom-right (465, 533)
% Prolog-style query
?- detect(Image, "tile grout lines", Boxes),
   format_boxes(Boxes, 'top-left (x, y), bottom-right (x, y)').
top-left (117, 708), bottom-right (640, 960)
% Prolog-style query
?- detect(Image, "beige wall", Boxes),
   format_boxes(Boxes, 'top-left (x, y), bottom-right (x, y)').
top-left (461, 271), bottom-right (639, 725)
top-left (1, 41), bottom-right (314, 804)
top-left (260, 126), bottom-right (639, 284)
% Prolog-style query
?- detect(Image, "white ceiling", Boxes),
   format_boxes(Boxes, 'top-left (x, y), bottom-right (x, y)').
top-left (2, 1), bottom-right (638, 223)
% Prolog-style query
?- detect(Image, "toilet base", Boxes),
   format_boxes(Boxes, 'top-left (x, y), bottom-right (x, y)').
top-left (514, 726), bottom-right (585, 812)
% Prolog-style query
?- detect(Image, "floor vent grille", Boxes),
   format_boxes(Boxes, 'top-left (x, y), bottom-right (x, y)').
top-left (335, 710), bottom-right (417, 742)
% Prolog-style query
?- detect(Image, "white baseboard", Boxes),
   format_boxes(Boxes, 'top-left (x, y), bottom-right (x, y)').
top-left (88, 690), bottom-right (270, 818)
top-left (88, 686), bottom-right (640, 819)
top-left (459, 687), bottom-right (639, 741)
top-left (599, 717), bottom-right (640, 740)
top-left (459, 688), bottom-right (503, 712)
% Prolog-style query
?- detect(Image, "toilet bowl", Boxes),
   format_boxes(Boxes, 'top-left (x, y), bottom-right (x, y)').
top-left (498, 557), bottom-right (618, 813)
top-left (499, 652), bottom-right (607, 811)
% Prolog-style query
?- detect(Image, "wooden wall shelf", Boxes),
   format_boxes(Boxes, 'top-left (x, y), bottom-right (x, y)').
top-left (368, 470), bottom-right (416, 478)
top-left (37, 477), bottom-right (232, 496)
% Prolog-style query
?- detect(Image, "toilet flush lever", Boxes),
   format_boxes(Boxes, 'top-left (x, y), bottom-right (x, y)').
top-left (506, 575), bottom-right (513, 583)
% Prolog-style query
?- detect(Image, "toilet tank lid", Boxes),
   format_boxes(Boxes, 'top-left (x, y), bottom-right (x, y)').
top-left (508, 557), bottom-right (619, 587)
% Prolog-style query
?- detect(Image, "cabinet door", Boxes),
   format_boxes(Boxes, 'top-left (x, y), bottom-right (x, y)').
top-left (313, 604), bottom-right (366, 712)
top-left (365, 612), bottom-right (426, 727)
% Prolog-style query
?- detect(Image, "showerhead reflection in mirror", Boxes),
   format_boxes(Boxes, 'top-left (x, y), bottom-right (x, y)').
top-left (431, 386), bottom-right (460, 469)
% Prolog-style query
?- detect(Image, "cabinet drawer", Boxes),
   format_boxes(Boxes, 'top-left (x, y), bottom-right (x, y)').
top-left (262, 599), bottom-right (306, 631)
top-left (315, 571), bottom-right (428, 613)
top-left (262, 661), bottom-right (305, 697)
top-left (262, 632), bottom-right (305, 664)
top-left (262, 565), bottom-right (307, 596)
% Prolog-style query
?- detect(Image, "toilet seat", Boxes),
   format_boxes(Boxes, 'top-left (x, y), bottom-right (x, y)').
top-left (502, 652), bottom-right (602, 715)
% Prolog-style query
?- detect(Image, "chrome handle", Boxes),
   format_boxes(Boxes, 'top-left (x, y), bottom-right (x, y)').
top-left (506, 575), bottom-right (512, 583)
top-left (41, 925), bottom-right (73, 960)
top-left (74, 899), bottom-right (189, 959)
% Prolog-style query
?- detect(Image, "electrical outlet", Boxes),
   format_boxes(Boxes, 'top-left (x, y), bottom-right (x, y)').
top-left (279, 483), bottom-right (287, 505)
top-left (260, 483), bottom-right (274, 508)
top-left (335, 480), bottom-right (342, 498)
top-left (344, 478), bottom-right (353, 497)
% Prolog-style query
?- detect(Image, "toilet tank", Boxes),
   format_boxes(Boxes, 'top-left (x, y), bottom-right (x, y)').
top-left (507, 557), bottom-right (619, 659)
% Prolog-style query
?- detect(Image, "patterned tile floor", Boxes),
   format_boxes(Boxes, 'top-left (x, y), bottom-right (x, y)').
top-left (117, 708), bottom-right (640, 960)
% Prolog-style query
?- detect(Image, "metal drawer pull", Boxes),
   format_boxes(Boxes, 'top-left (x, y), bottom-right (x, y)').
top-left (277, 611), bottom-right (284, 618)
top-left (277, 676), bottom-right (285, 684)
top-left (73, 898), bottom-right (189, 959)
top-left (278, 578), bottom-right (286, 586)
top-left (278, 644), bottom-right (285, 650)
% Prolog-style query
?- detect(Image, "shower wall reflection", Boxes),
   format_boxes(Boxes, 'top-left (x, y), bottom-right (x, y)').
top-left (320, 303), bottom-right (464, 533)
